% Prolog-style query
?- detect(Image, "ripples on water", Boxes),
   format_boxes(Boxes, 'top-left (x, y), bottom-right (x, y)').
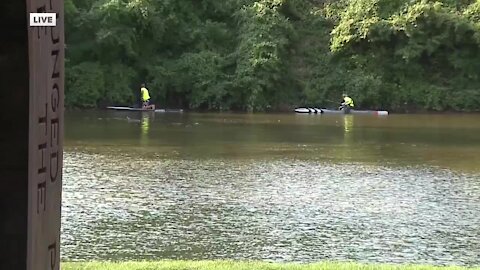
top-left (61, 151), bottom-right (480, 266)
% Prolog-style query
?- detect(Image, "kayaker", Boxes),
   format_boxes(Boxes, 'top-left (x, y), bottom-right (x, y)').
top-left (339, 93), bottom-right (354, 112)
top-left (140, 83), bottom-right (155, 110)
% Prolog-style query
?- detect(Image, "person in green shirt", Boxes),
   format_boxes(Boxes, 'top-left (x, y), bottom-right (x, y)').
top-left (140, 83), bottom-right (155, 110)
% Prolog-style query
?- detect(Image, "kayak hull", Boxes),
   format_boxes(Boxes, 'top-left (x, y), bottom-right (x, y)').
top-left (295, 107), bottom-right (388, 116)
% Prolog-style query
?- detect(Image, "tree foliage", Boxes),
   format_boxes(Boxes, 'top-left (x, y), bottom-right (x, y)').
top-left (65, 0), bottom-right (480, 112)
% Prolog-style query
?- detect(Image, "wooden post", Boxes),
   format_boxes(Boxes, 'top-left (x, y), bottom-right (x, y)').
top-left (0, 0), bottom-right (64, 270)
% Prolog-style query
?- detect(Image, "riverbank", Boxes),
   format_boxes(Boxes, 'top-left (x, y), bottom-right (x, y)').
top-left (61, 261), bottom-right (480, 270)
top-left (66, 106), bottom-right (480, 115)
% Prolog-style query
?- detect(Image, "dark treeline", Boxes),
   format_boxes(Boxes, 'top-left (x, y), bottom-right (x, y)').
top-left (65, 0), bottom-right (480, 112)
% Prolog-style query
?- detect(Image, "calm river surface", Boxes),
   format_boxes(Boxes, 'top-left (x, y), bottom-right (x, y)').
top-left (61, 110), bottom-right (480, 266)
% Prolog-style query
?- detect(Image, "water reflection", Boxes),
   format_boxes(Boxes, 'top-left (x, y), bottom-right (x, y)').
top-left (344, 115), bottom-right (353, 133)
top-left (140, 113), bottom-right (152, 145)
top-left (335, 115), bottom-right (354, 161)
top-left (65, 111), bottom-right (480, 173)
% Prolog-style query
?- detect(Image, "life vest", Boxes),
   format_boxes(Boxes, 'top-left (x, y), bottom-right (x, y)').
top-left (141, 87), bottom-right (150, 101)
top-left (344, 96), bottom-right (354, 107)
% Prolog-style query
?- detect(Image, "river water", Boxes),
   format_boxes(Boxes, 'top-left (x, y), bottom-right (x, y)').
top-left (61, 110), bottom-right (480, 266)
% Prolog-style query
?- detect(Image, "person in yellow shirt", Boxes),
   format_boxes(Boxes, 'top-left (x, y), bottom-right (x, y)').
top-left (140, 83), bottom-right (155, 110)
top-left (339, 93), bottom-right (354, 113)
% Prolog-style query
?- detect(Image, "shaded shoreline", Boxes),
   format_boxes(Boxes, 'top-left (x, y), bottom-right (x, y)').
top-left (65, 107), bottom-right (480, 115)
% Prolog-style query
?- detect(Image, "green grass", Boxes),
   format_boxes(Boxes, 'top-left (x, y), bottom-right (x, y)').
top-left (61, 260), bottom-right (480, 270)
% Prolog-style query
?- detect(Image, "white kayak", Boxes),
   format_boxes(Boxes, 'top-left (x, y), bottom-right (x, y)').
top-left (295, 107), bottom-right (388, 115)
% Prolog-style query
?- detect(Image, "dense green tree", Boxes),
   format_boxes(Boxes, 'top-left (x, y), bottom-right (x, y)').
top-left (64, 0), bottom-right (480, 112)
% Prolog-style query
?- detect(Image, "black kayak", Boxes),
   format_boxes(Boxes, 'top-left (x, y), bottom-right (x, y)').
top-left (106, 106), bottom-right (184, 113)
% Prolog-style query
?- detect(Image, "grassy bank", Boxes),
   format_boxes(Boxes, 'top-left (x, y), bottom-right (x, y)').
top-left (62, 260), bottom-right (480, 270)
